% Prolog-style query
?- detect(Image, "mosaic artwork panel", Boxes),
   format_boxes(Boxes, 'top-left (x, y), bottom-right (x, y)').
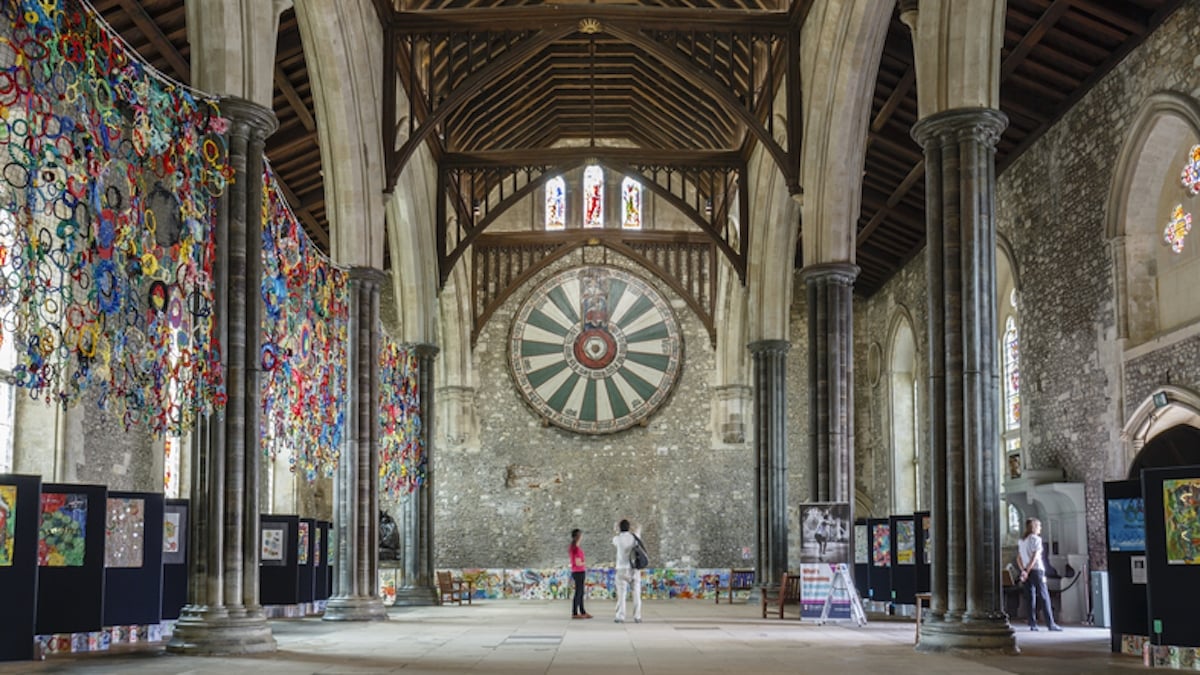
top-left (871, 523), bottom-right (890, 567)
top-left (261, 168), bottom-right (348, 481)
top-left (1163, 478), bottom-right (1200, 565)
top-left (0, 1), bottom-right (230, 434)
top-left (297, 522), bottom-right (308, 565)
top-left (379, 339), bottom-right (423, 498)
top-left (1107, 497), bottom-right (1146, 552)
top-left (38, 492), bottom-right (87, 566)
top-left (0, 484), bottom-right (14, 566)
top-left (104, 497), bottom-right (144, 568)
top-left (895, 520), bottom-right (915, 565)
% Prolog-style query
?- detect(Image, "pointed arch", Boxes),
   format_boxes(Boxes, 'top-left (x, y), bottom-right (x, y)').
top-left (1122, 386), bottom-right (1200, 473)
top-left (887, 306), bottom-right (919, 513)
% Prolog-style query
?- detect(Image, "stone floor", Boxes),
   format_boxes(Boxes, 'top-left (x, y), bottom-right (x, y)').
top-left (0, 600), bottom-right (1146, 674)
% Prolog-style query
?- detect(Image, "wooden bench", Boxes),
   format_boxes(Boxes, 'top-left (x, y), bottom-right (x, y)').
top-left (436, 571), bottom-right (473, 606)
top-left (715, 568), bottom-right (755, 604)
top-left (761, 572), bottom-right (802, 619)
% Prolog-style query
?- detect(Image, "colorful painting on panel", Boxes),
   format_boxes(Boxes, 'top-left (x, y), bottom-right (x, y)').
top-left (261, 525), bottom-right (285, 563)
top-left (297, 522), bottom-right (309, 565)
top-left (871, 523), bottom-right (890, 567)
top-left (314, 527), bottom-right (322, 567)
top-left (854, 524), bottom-right (868, 564)
top-left (1106, 497), bottom-right (1145, 552)
top-left (1162, 478), bottom-right (1200, 565)
top-left (921, 515), bottom-right (932, 564)
top-left (163, 511), bottom-right (181, 555)
top-left (105, 498), bottom-right (145, 568)
top-left (895, 520), bottom-right (915, 565)
top-left (39, 493), bottom-right (87, 566)
top-left (0, 484), bottom-right (15, 566)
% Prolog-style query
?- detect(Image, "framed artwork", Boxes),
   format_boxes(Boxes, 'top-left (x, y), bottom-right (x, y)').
top-left (871, 523), bottom-right (890, 567)
top-left (297, 522), bottom-right (309, 565)
top-left (1163, 479), bottom-right (1200, 564)
top-left (38, 493), bottom-right (88, 567)
top-left (798, 502), bottom-right (850, 564)
top-left (105, 497), bottom-right (145, 568)
top-left (162, 505), bottom-right (187, 564)
top-left (1007, 450), bottom-right (1023, 480)
top-left (0, 484), bottom-right (15, 566)
top-left (895, 520), bottom-right (915, 565)
top-left (1106, 497), bottom-right (1145, 552)
top-left (854, 524), bottom-right (868, 565)
top-left (261, 522), bottom-right (287, 565)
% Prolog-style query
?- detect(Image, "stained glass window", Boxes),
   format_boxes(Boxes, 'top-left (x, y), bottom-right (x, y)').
top-left (545, 176), bottom-right (566, 231)
top-left (1182, 144), bottom-right (1200, 196)
top-left (1003, 316), bottom-right (1020, 431)
top-left (583, 165), bottom-right (604, 228)
top-left (1164, 204), bottom-right (1193, 253)
top-left (621, 177), bottom-right (642, 229)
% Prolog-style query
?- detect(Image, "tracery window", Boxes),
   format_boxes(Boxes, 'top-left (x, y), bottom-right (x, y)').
top-left (583, 165), bottom-right (604, 229)
top-left (621, 177), bottom-right (642, 230)
top-left (1002, 313), bottom-right (1020, 434)
top-left (1164, 145), bottom-right (1199, 252)
top-left (545, 176), bottom-right (566, 231)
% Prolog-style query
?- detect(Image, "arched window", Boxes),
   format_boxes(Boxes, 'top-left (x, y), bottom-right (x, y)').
top-left (1002, 311), bottom-right (1021, 440)
top-left (890, 317), bottom-right (919, 513)
top-left (583, 165), bottom-right (604, 228)
top-left (545, 176), bottom-right (566, 231)
top-left (621, 177), bottom-right (642, 230)
top-left (1164, 145), bottom-right (1198, 252)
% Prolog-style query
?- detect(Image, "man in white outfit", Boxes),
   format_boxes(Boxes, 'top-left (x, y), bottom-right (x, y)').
top-left (612, 519), bottom-right (642, 623)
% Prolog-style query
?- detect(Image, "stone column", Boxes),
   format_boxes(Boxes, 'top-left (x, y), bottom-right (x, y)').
top-left (325, 267), bottom-right (390, 620)
top-left (800, 263), bottom-right (857, 503)
top-left (749, 340), bottom-right (788, 590)
top-left (911, 108), bottom-right (1015, 653)
top-left (394, 343), bottom-right (439, 606)
top-left (170, 97), bottom-right (277, 655)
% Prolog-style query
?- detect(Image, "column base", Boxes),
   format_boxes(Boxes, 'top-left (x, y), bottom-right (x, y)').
top-left (915, 615), bottom-right (1018, 654)
top-left (322, 595), bottom-right (390, 621)
top-left (167, 606), bottom-right (277, 655)
top-left (391, 585), bottom-right (439, 607)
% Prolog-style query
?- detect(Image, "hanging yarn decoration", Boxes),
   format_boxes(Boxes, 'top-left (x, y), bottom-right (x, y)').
top-left (0, 0), bottom-right (229, 433)
top-left (379, 338), bottom-right (424, 498)
top-left (260, 164), bottom-right (347, 481)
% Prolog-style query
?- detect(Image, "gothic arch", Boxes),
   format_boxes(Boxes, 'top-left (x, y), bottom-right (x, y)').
top-left (1122, 386), bottom-right (1200, 473)
top-left (887, 306), bottom-right (919, 513)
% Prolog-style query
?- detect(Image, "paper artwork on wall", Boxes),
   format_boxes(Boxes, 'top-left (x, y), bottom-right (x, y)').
top-left (261, 524), bottom-right (286, 564)
top-left (871, 523), bottom-right (890, 567)
top-left (854, 524), bottom-right (868, 565)
top-left (0, 484), bottom-right (15, 566)
top-left (163, 512), bottom-right (180, 554)
top-left (895, 520), bottom-right (915, 565)
top-left (297, 522), bottom-right (309, 565)
top-left (162, 505), bottom-right (187, 564)
top-left (1163, 478), bottom-right (1200, 565)
top-left (1106, 497), bottom-right (1145, 552)
top-left (39, 493), bottom-right (88, 566)
top-left (105, 497), bottom-right (145, 568)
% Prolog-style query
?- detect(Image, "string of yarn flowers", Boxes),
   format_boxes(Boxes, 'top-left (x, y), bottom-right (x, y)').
top-left (0, 0), bottom-right (229, 434)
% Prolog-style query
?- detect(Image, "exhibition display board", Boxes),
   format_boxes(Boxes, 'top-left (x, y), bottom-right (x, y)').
top-left (867, 518), bottom-right (891, 603)
top-left (888, 514), bottom-right (916, 605)
top-left (36, 483), bottom-right (107, 635)
top-left (317, 520), bottom-right (332, 601)
top-left (1141, 466), bottom-right (1200, 648)
top-left (260, 514), bottom-right (300, 605)
top-left (298, 518), bottom-right (315, 604)
top-left (1103, 480), bottom-right (1147, 653)
top-left (853, 519), bottom-right (869, 602)
top-left (914, 510), bottom-right (931, 594)
top-left (0, 474), bottom-right (42, 661)
top-left (161, 499), bottom-right (189, 619)
top-left (103, 491), bottom-right (164, 627)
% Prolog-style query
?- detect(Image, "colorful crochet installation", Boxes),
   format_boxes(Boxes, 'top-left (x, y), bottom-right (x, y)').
top-left (260, 166), bottom-right (347, 481)
top-left (379, 338), bottom-right (423, 498)
top-left (378, 567), bottom-right (731, 604)
top-left (0, 1), bottom-right (229, 434)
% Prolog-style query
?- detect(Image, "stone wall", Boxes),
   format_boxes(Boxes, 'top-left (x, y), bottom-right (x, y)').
top-left (435, 246), bottom-right (755, 570)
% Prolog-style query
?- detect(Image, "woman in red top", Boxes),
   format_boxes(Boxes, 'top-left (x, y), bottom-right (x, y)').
top-left (570, 529), bottom-right (592, 619)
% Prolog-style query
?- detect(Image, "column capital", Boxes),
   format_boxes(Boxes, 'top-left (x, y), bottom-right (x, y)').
top-left (911, 107), bottom-right (1007, 150)
top-left (219, 96), bottom-right (279, 137)
top-left (407, 342), bottom-right (440, 360)
top-left (747, 339), bottom-right (789, 356)
top-left (798, 262), bottom-right (859, 287)
top-left (348, 265), bottom-right (390, 286)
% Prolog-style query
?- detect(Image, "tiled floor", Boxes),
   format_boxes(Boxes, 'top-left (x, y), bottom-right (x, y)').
top-left (0, 601), bottom-right (1147, 674)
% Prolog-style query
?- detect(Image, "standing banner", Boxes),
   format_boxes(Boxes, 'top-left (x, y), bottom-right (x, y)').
top-left (798, 503), bottom-right (853, 620)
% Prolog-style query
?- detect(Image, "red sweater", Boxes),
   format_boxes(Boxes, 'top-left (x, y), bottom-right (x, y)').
top-left (569, 543), bottom-right (586, 572)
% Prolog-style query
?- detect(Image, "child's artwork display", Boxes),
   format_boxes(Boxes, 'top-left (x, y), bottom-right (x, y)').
top-left (105, 498), bottom-right (145, 568)
top-left (1163, 478), bottom-right (1200, 565)
top-left (261, 523), bottom-right (287, 565)
top-left (162, 505), bottom-right (187, 565)
top-left (38, 493), bottom-right (88, 566)
top-left (0, 484), bottom-right (14, 566)
top-left (298, 522), bottom-right (309, 565)
top-left (871, 523), bottom-right (890, 567)
top-left (895, 520), bottom-right (915, 565)
top-left (1106, 497), bottom-right (1146, 552)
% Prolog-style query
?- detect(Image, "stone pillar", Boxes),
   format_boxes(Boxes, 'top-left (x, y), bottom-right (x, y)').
top-left (169, 97), bottom-right (277, 655)
top-left (394, 343), bottom-right (439, 606)
top-left (325, 268), bottom-right (389, 621)
top-left (911, 107), bottom-right (1015, 653)
top-left (800, 263), bottom-right (857, 503)
top-left (749, 340), bottom-right (788, 590)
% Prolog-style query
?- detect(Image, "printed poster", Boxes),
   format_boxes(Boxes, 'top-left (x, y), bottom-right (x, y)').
top-left (105, 497), bottom-right (145, 568)
top-left (162, 505), bottom-right (187, 564)
top-left (1131, 555), bottom-right (1147, 584)
top-left (39, 493), bottom-right (88, 566)
top-left (0, 484), bottom-right (14, 566)
top-left (798, 503), bottom-right (850, 564)
top-left (1106, 497), bottom-right (1145, 552)
top-left (799, 563), bottom-right (852, 620)
top-left (1163, 478), bottom-right (1200, 565)
top-left (854, 523), bottom-right (868, 565)
top-left (871, 523), bottom-right (890, 567)
top-left (298, 522), bottom-right (309, 565)
top-left (261, 523), bottom-right (286, 565)
top-left (895, 519), bottom-right (915, 565)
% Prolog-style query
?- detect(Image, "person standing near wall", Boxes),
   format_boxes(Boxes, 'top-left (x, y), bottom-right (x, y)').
top-left (1018, 517), bottom-right (1063, 631)
top-left (612, 519), bottom-right (642, 623)
top-left (570, 529), bottom-right (592, 619)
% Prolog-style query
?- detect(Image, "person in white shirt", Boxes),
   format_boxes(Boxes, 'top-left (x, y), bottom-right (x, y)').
top-left (612, 519), bottom-right (642, 623)
top-left (1017, 517), bottom-right (1062, 631)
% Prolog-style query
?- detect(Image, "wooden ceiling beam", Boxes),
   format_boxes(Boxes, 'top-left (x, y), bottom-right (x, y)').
top-left (1071, 1), bottom-right (1147, 35)
top-left (446, 148), bottom-right (741, 168)
top-left (275, 66), bottom-right (317, 133)
top-left (999, 0), bottom-right (1072, 82)
top-left (274, 175), bottom-right (329, 250)
top-left (389, 6), bottom-right (791, 33)
top-left (856, 160), bottom-right (923, 247)
top-left (116, 0), bottom-right (190, 82)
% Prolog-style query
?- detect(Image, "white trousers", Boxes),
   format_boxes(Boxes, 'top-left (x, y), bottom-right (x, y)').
top-left (614, 568), bottom-right (642, 621)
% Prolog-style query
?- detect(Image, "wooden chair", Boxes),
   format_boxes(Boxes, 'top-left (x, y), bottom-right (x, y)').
top-left (437, 570), bottom-right (465, 606)
top-left (716, 568), bottom-right (756, 604)
top-left (761, 572), bottom-right (802, 619)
